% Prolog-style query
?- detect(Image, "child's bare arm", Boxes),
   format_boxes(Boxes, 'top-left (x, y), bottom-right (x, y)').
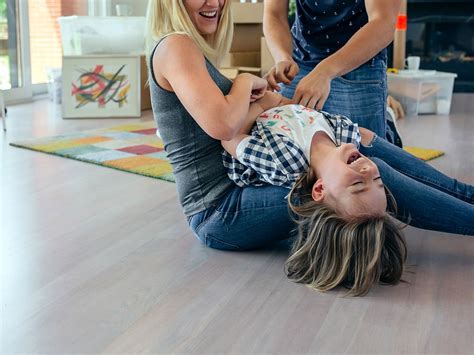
top-left (359, 127), bottom-right (375, 146)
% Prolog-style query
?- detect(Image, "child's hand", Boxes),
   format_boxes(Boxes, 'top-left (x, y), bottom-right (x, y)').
top-left (254, 91), bottom-right (285, 111)
top-left (387, 95), bottom-right (405, 119)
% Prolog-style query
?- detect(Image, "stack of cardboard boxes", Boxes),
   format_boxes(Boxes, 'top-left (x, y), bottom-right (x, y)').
top-left (220, 0), bottom-right (274, 79)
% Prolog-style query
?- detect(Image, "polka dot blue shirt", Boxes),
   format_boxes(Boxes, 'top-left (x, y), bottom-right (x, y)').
top-left (291, 0), bottom-right (369, 64)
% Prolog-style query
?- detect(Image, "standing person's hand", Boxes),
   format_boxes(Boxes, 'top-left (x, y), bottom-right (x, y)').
top-left (293, 64), bottom-right (333, 110)
top-left (264, 60), bottom-right (300, 91)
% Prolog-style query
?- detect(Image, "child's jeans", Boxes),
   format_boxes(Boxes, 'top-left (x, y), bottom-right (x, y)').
top-left (360, 134), bottom-right (474, 236)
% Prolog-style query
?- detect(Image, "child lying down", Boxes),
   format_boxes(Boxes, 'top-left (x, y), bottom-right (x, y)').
top-left (220, 91), bottom-right (474, 296)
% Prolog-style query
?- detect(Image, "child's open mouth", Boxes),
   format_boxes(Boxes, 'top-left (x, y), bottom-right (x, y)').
top-left (200, 11), bottom-right (218, 19)
top-left (347, 152), bottom-right (362, 165)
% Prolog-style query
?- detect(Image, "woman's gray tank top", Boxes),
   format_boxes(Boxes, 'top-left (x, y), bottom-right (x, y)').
top-left (149, 41), bottom-right (234, 216)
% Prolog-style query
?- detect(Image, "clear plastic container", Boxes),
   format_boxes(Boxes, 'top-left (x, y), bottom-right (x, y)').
top-left (387, 70), bottom-right (457, 116)
top-left (45, 67), bottom-right (62, 104)
top-left (57, 16), bottom-right (146, 55)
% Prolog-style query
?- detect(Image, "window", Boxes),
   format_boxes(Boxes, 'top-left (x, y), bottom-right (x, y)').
top-left (28, 0), bottom-right (88, 85)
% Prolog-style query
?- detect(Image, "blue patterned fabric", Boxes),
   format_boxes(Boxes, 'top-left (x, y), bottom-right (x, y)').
top-left (291, 0), bottom-right (369, 64)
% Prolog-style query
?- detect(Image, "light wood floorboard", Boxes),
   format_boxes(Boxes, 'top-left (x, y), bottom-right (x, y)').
top-left (1, 95), bottom-right (473, 354)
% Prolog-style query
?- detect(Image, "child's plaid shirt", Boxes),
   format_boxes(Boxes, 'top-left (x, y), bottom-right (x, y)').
top-left (222, 107), bottom-right (361, 188)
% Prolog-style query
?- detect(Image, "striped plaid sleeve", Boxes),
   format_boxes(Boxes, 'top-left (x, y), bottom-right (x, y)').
top-left (222, 123), bottom-right (308, 188)
top-left (320, 111), bottom-right (361, 148)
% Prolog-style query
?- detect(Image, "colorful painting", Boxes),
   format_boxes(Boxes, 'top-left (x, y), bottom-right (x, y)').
top-left (72, 64), bottom-right (131, 109)
top-left (62, 55), bottom-right (141, 118)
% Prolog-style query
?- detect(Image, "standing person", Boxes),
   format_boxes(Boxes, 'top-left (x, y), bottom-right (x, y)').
top-left (263, 0), bottom-right (402, 145)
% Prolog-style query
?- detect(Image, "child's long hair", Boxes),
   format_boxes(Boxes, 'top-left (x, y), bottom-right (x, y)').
top-left (286, 169), bottom-right (407, 297)
top-left (145, 0), bottom-right (233, 67)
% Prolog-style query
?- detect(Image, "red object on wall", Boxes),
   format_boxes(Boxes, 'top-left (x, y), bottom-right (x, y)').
top-left (396, 14), bottom-right (407, 30)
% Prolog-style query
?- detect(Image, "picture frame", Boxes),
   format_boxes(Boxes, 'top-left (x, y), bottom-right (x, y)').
top-left (62, 55), bottom-right (141, 118)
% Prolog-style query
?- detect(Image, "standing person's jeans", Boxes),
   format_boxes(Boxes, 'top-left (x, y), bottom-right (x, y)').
top-left (189, 137), bottom-right (473, 251)
top-left (280, 56), bottom-right (388, 139)
top-left (360, 135), bottom-right (474, 236)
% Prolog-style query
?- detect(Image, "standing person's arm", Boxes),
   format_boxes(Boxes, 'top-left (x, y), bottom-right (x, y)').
top-left (263, 0), bottom-right (299, 91)
top-left (293, 0), bottom-right (401, 110)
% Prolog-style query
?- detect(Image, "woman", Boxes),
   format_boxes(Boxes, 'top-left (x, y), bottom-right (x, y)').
top-left (145, 0), bottom-right (472, 253)
top-left (146, 0), bottom-right (295, 250)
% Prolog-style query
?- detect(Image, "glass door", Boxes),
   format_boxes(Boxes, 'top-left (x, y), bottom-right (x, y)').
top-left (1, 0), bottom-right (32, 103)
top-left (1, 0), bottom-right (92, 104)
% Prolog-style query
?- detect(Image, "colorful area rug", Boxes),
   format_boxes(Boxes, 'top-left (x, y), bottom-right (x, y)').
top-left (10, 122), bottom-right (444, 182)
top-left (10, 122), bottom-right (175, 182)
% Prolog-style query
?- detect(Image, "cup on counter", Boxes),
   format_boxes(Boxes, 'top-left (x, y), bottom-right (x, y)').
top-left (405, 56), bottom-right (421, 71)
top-left (115, 4), bottom-right (132, 16)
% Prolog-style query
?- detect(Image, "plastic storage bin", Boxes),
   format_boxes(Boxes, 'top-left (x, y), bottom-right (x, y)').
top-left (58, 16), bottom-right (145, 55)
top-left (387, 70), bottom-right (457, 116)
top-left (45, 67), bottom-right (62, 104)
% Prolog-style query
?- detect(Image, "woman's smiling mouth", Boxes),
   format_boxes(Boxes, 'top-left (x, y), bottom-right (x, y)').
top-left (200, 11), bottom-right (217, 19)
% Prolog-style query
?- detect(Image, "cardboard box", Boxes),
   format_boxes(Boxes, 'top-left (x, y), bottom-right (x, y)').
top-left (230, 51), bottom-right (260, 67)
top-left (231, 2), bottom-right (264, 24)
top-left (260, 37), bottom-right (275, 76)
top-left (219, 68), bottom-right (239, 80)
top-left (231, 24), bottom-right (263, 52)
top-left (219, 66), bottom-right (261, 80)
top-left (219, 3), bottom-right (265, 76)
top-left (236, 66), bottom-right (261, 75)
top-left (140, 55), bottom-right (152, 111)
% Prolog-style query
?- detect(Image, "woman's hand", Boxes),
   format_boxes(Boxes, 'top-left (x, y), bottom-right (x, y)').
top-left (264, 60), bottom-right (300, 91)
top-left (293, 63), bottom-right (333, 110)
top-left (237, 73), bottom-right (268, 102)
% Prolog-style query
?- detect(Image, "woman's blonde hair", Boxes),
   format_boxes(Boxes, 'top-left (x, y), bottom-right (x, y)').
top-left (145, 0), bottom-right (233, 67)
top-left (286, 170), bottom-right (407, 297)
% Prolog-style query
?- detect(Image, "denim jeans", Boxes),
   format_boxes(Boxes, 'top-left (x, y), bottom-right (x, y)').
top-left (360, 135), bottom-right (474, 236)
top-left (188, 185), bottom-right (295, 251)
top-left (280, 57), bottom-right (388, 139)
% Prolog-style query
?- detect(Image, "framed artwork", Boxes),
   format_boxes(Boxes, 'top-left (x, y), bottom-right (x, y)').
top-left (62, 55), bottom-right (141, 118)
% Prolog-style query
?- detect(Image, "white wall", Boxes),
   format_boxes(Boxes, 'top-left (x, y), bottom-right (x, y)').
top-left (110, 0), bottom-right (148, 16)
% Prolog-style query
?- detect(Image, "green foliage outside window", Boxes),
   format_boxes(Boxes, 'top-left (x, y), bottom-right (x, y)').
top-left (289, 0), bottom-right (296, 17)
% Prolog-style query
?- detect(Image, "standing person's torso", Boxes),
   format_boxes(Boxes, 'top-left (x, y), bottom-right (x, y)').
top-left (149, 42), bottom-right (234, 217)
top-left (291, 0), bottom-right (368, 64)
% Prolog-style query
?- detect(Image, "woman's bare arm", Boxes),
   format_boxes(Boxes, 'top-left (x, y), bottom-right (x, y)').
top-left (221, 91), bottom-right (287, 157)
top-left (154, 34), bottom-right (267, 141)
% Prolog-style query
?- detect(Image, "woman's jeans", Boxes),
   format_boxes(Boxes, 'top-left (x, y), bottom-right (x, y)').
top-left (280, 57), bottom-right (388, 140)
top-left (189, 137), bottom-right (474, 250)
top-left (188, 185), bottom-right (295, 251)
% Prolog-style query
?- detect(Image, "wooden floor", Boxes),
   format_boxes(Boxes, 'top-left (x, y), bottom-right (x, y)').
top-left (1, 95), bottom-right (473, 354)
